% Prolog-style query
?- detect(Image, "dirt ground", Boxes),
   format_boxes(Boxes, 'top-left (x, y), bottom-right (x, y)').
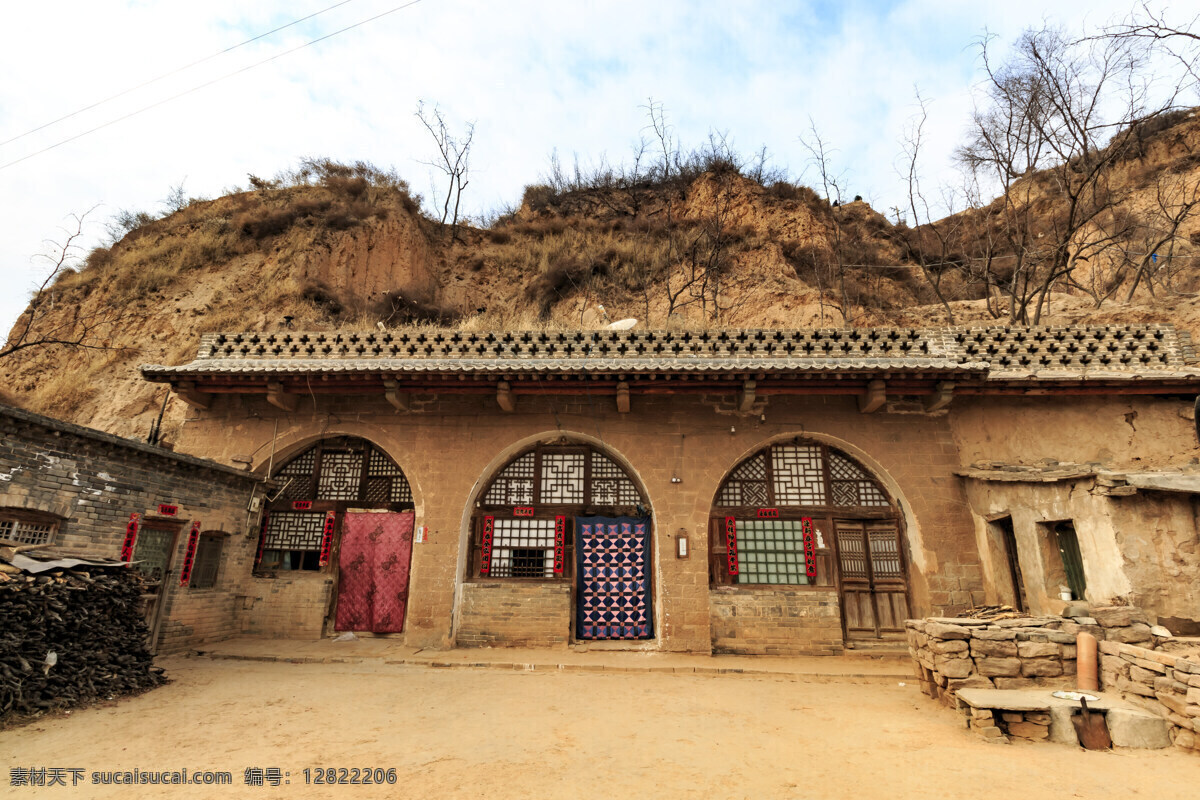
top-left (2, 657), bottom-right (1198, 800)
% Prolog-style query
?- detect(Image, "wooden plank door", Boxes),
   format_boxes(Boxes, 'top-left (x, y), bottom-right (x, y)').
top-left (835, 522), bottom-right (909, 639)
top-left (132, 524), bottom-right (180, 653)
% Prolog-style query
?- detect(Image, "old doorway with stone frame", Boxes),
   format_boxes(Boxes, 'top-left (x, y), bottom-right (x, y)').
top-left (710, 440), bottom-right (910, 642)
top-left (466, 440), bottom-right (655, 642)
top-left (257, 436), bottom-right (416, 634)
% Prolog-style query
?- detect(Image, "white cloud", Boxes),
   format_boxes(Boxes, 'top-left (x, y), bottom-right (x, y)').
top-left (0, 0), bottom-right (1151, 340)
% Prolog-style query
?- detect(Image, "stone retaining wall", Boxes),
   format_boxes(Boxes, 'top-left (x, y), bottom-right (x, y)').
top-left (1099, 639), bottom-right (1200, 753)
top-left (907, 605), bottom-right (1167, 707)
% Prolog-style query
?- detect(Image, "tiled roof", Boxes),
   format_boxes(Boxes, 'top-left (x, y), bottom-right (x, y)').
top-left (140, 324), bottom-right (1200, 382)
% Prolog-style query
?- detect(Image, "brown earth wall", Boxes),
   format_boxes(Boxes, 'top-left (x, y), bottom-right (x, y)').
top-left (709, 587), bottom-right (843, 655)
top-left (232, 575), bottom-right (333, 640)
top-left (173, 391), bottom-right (982, 652)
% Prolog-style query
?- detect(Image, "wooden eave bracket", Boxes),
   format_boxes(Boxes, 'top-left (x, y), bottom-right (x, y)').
top-left (174, 381), bottom-right (212, 411)
top-left (497, 381), bottom-right (515, 413)
top-left (924, 381), bottom-right (955, 412)
top-left (858, 379), bottom-right (886, 413)
top-left (266, 382), bottom-right (297, 412)
top-left (738, 380), bottom-right (757, 413)
top-left (383, 379), bottom-right (411, 412)
top-left (616, 381), bottom-right (630, 414)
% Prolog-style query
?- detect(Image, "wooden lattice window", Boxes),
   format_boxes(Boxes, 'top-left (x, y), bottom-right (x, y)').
top-left (713, 443), bottom-right (892, 511)
top-left (189, 534), bottom-right (224, 589)
top-left (0, 511), bottom-right (58, 546)
top-left (710, 443), bottom-right (896, 587)
top-left (470, 444), bottom-right (647, 581)
top-left (269, 438), bottom-right (413, 508)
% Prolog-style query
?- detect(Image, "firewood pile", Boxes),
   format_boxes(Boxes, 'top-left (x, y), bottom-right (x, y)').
top-left (0, 553), bottom-right (166, 721)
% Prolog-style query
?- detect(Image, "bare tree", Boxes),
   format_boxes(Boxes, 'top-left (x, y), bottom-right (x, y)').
top-left (957, 25), bottom-right (1175, 323)
top-left (416, 101), bottom-right (475, 242)
top-left (799, 120), bottom-right (851, 325)
top-left (1098, 3), bottom-right (1200, 94)
top-left (1, 210), bottom-right (123, 361)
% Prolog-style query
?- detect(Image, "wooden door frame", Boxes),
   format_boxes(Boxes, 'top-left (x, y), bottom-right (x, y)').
top-left (135, 520), bottom-right (184, 654)
top-left (832, 517), bottom-right (909, 640)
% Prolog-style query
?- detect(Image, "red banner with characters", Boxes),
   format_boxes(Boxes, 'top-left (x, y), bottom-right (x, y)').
top-left (179, 521), bottom-right (202, 586)
top-left (120, 513), bottom-right (141, 565)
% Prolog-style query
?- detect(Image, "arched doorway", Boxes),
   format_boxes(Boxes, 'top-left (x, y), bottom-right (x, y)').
top-left (258, 436), bottom-right (416, 633)
top-left (710, 440), bottom-right (909, 641)
top-left (467, 441), bottom-right (653, 641)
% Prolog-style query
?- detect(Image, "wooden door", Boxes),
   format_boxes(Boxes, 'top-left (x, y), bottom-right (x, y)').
top-left (132, 524), bottom-right (180, 653)
top-left (334, 510), bottom-right (415, 633)
top-left (835, 522), bottom-right (908, 639)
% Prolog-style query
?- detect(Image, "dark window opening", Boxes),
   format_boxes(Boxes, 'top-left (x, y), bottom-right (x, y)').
top-left (189, 535), bottom-right (223, 589)
top-left (1054, 521), bottom-right (1087, 601)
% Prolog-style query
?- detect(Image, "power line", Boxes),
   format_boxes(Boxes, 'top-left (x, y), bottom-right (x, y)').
top-left (0, 0), bottom-right (426, 173)
top-left (0, 0), bottom-right (360, 149)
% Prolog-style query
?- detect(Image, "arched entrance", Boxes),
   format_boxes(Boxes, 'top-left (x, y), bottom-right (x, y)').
top-left (710, 440), bottom-right (909, 641)
top-left (467, 441), bottom-right (653, 640)
top-left (258, 436), bottom-right (416, 633)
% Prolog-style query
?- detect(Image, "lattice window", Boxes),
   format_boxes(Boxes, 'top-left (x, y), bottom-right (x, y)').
top-left (828, 452), bottom-right (890, 507)
top-left (771, 445), bottom-right (826, 505)
top-left (590, 452), bottom-right (641, 505)
top-left (541, 452), bottom-right (585, 504)
top-left (316, 451), bottom-right (364, 500)
top-left (733, 520), bottom-right (811, 585)
top-left (189, 535), bottom-right (223, 589)
top-left (837, 528), bottom-right (869, 579)
top-left (868, 529), bottom-right (903, 578)
top-left (482, 452), bottom-right (536, 505)
top-left (0, 517), bottom-right (55, 546)
top-left (262, 512), bottom-right (325, 550)
top-left (277, 449), bottom-right (317, 500)
top-left (487, 519), bottom-right (557, 578)
top-left (715, 454), bottom-right (768, 506)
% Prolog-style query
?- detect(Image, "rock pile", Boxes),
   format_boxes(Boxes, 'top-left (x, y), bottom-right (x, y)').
top-left (964, 708), bottom-right (1052, 742)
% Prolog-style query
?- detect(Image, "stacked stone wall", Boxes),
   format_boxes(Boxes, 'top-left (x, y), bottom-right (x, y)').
top-left (1100, 639), bottom-right (1200, 753)
top-left (456, 583), bottom-right (572, 647)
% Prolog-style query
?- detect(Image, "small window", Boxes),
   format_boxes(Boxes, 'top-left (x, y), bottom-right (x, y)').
top-left (714, 518), bottom-right (819, 586)
top-left (0, 512), bottom-right (58, 546)
top-left (189, 535), bottom-right (223, 589)
top-left (257, 512), bottom-right (325, 573)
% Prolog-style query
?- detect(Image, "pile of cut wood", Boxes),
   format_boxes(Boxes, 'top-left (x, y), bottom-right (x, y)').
top-left (1, 549), bottom-right (165, 721)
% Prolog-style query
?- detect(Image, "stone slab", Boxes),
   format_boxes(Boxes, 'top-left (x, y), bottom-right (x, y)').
top-left (1107, 708), bottom-right (1171, 749)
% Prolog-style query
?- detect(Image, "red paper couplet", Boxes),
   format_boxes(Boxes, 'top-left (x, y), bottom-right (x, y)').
top-left (513, 506), bottom-right (535, 517)
top-left (756, 508), bottom-right (779, 519)
top-left (802, 517), bottom-right (817, 579)
top-left (179, 521), bottom-right (201, 586)
top-left (725, 516), bottom-right (739, 576)
top-left (120, 513), bottom-right (141, 565)
top-left (318, 511), bottom-right (336, 567)
top-left (292, 500), bottom-right (313, 511)
top-left (553, 516), bottom-right (566, 573)
top-left (480, 515), bottom-right (495, 575)
top-left (157, 504), bottom-right (179, 517)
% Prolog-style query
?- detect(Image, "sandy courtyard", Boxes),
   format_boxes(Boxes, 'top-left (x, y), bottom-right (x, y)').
top-left (2, 657), bottom-right (1198, 799)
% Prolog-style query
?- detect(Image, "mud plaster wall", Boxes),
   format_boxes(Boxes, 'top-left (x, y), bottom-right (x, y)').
top-left (960, 479), bottom-right (1200, 628)
top-left (173, 391), bottom-right (982, 651)
top-left (0, 409), bottom-right (262, 653)
top-left (948, 396), bottom-right (1199, 470)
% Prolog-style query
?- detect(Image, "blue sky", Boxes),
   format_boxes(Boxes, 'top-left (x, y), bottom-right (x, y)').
top-left (0, 1), bottom-right (1159, 342)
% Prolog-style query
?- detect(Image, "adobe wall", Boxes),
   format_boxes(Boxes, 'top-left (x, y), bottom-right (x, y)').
top-left (173, 390), bottom-right (983, 652)
top-left (0, 405), bottom-right (263, 654)
top-left (949, 396), bottom-right (1200, 631)
top-left (234, 574), bottom-right (333, 639)
top-left (948, 396), bottom-right (1200, 470)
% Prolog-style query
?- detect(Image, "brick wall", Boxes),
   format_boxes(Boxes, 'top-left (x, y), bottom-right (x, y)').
top-left (456, 582), bottom-right (571, 647)
top-left (708, 587), bottom-right (843, 655)
top-left (233, 575), bottom-right (333, 639)
top-left (0, 404), bottom-right (263, 654)
top-left (175, 391), bottom-right (984, 652)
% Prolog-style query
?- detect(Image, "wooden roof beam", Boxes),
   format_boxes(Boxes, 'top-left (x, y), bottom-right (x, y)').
top-left (858, 379), bottom-right (886, 413)
top-left (174, 381), bottom-right (211, 411)
top-left (266, 382), bottom-right (297, 412)
top-left (924, 381), bottom-right (955, 412)
top-left (616, 381), bottom-right (630, 413)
